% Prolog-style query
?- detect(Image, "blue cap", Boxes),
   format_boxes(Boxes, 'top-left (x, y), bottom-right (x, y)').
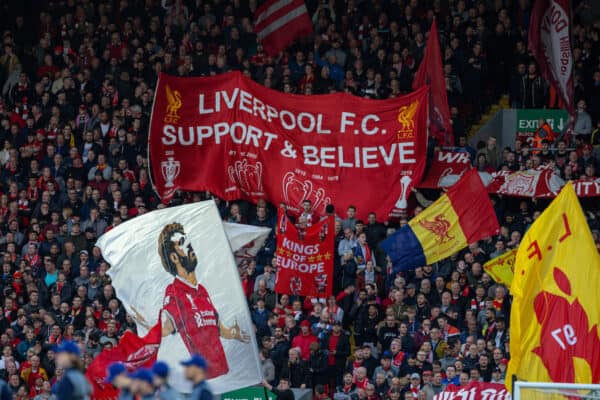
top-left (129, 368), bottom-right (154, 385)
top-left (180, 354), bottom-right (207, 370)
top-left (382, 351), bottom-right (393, 359)
top-left (105, 362), bottom-right (127, 384)
top-left (53, 340), bottom-right (81, 356)
top-left (152, 361), bottom-right (169, 378)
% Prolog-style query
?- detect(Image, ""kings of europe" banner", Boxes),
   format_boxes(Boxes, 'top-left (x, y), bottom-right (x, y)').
top-left (274, 212), bottom-right (334, 297)
top-left (149, 71), bottom-right (429, 218)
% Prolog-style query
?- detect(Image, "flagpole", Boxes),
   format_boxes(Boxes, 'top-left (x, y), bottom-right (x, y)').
top-left (511, 374), bottom-right (517, 398)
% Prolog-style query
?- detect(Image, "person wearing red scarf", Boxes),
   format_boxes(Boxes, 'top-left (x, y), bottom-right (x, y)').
top-left (324, 295), bottom-right (343, 324)
top-left (390, 338), bottom-right (406, 368)
top-left (408, 373), bottom-right (422, 398)
top-left (337, 373), bottom-right (356, 395)
top-left (353, 366), bottom-right (369, 390)
top-left (273, 295), bottom-right (293, 327)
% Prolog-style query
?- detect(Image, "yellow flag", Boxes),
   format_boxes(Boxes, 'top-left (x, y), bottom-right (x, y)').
top-left (483, 248), bottom-right (516, 287)
top-left (506, 182), bottom-right (600, 392)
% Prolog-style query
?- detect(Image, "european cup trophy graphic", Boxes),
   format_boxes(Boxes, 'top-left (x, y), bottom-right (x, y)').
top-left (394, 175), bottom-right (413, 209)
top-left (161, 157), bottom-right (181, 188)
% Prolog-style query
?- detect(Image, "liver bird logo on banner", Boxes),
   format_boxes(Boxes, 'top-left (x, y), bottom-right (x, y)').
top-left (164, 85), bottom-right (182, 124)
top-left (418, 214), bottom-right (454, 243)
top-left (397, 100), bottom-right (419, 139)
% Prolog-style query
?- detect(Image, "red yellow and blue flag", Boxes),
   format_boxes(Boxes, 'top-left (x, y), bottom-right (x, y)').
top-left (381, 169), bottom-right (499, 272)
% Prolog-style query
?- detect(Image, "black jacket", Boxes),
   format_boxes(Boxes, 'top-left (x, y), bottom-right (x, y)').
top-left (280, 360), bottom-right (310, 388)
top-left (321, 331), bottom-right (351, 370)
top-left (308, 350), bottom-right (329, 385)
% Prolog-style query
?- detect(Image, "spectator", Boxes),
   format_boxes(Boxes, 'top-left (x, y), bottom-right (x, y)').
top-left (281, 348), bottom-right (310, 389)
top-left (574, 99), bottom-right (593, 142)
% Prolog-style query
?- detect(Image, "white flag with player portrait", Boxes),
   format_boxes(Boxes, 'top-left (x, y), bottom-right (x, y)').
top-left (96, 201), bottom-right (270, 394)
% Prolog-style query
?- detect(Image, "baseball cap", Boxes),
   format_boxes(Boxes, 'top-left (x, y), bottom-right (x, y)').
top-left (54, 340), bottom-right (81, 356)
top-left (500, 358), bottom-right (508, 365)
top-left (300, 320), bottom-right (311, 328)
top-left (410, 373), bottom-right (420, 379)
top-left (381, 351), bottom-right (392, 359)
top-left (152, 361), bottom-right (169, 378)
top-left (180, 354), bottom-right (207, 370)
top-left (105, 362), bottom-right (127, 384)
top-left (129, 368), bottom-right (153, 385)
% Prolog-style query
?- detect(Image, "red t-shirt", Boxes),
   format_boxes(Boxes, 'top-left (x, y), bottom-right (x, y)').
top-left (162, 277), bottom-right (228, 379)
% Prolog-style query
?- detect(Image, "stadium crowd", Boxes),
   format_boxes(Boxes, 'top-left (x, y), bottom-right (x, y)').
top-left (0, 0), bottom-right (599, 399)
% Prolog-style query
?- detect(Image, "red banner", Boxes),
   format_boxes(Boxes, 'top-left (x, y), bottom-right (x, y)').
top-left (149, 72), bottom-right (429, 219)
top-left (572, 178), bottom-right (600, 197)
top-left (412, 20), bottom-right (453, 146)
top-left (528, 0), bottom-right (573, 113)
top-left (490, 168), bottom-right (565, 198)
top-left (433, 382), bottom-right (510, 400)
top-left (274, 213), bottom-right (334, 297)
top-left (420, 150), bottom-right (472, 188)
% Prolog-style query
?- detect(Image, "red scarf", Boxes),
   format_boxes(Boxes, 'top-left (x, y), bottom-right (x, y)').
top-left (392, 351), bottom-right (405, 368)
top-left (493, 298), bottom-right (503, 311)
top-left (25, 253), bottom-right (40, 268)
top-left (410, 384), bottom-right (420, 397)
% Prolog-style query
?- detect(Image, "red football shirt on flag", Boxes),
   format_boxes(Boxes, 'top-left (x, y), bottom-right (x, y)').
top-left (162, 277), bottom-right (229, 379)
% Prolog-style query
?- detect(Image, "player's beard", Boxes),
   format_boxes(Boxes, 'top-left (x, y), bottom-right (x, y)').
top-left (179, 248), bottom-right (197, 273)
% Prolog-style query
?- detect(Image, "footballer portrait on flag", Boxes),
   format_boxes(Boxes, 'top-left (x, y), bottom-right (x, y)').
top-left (96, 202), bottom-right (265, 394)
top-left (157, 222), bottom-right (250, 379)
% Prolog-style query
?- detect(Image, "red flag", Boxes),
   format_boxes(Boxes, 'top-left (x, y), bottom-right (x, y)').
top-left (528, 0), bottom-right (574, 114)
top-left (412, 19), bottom-right (453, 146)
top-left (86, 323), bottom-right (161, 400)
top-left (254, 0), bottom-right (313, 56)
top-left (274, 213), bottom-right (334, 297)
